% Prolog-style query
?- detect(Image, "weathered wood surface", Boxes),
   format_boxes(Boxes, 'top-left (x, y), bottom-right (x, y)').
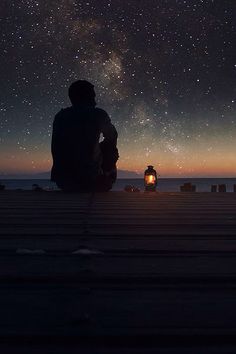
top-left (1, 191), bottom-right (236, 353)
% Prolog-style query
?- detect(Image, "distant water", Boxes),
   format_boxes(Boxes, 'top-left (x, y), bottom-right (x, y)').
top-left (1, 178), bottom-right (236, 192)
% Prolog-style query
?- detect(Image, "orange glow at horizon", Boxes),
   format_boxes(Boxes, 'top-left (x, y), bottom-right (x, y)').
top-left (1, 148), bottom-right (236, 177)
top-left (1, 133), bottom-right (236, 177)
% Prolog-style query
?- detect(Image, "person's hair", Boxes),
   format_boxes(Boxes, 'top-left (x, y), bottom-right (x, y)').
top-left (68, 80), bottom-right (95, 105)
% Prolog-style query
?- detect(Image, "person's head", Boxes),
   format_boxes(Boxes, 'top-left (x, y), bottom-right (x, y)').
top-left (68, 80), bottom-right (96, 106)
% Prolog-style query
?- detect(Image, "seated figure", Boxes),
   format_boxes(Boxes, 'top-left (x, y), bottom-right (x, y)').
top-left (51, 80), bottom-right (119, 192)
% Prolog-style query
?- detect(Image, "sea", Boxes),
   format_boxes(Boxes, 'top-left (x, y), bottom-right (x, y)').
top-left (1, 178), bottom-right (236, 192)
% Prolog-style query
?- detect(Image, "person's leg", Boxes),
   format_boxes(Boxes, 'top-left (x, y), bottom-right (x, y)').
top-left (95, 174), bottom-right (113, 192)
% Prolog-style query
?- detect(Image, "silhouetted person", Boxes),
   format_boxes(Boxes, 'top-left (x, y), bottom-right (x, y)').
top-left (51, 80), bottom-right (119, 192)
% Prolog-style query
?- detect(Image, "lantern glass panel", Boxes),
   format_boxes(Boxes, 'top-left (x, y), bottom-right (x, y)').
top-left (145, 174), bottom-right (156, 185)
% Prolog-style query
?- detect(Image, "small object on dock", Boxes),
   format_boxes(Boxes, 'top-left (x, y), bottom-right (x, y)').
top-left (211, 185), bottom-right (217, 192)
top-left (32, 183), bottom-right (43, 191)
top-left (218, 184), bottom-right (226, 193)
top-left (124, 185), bottom-right (140, 192)
top-left (124, 185), bottom-right (134, 192)
top-left (180, 183), bottom-right (196, 192)
top-left (234, 184), bottom-right (236, 193)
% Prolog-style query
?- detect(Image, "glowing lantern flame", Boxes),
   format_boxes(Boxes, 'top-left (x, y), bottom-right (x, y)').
top-left (146, 175), bottom-right (155, 185)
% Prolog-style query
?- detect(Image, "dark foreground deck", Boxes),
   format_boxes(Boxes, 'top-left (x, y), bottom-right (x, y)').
top-left (1, 191), bottom-right (236, 353)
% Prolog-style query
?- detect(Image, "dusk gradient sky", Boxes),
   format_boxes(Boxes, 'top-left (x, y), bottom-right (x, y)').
top-left (1, 0), bottom-right (236, 177)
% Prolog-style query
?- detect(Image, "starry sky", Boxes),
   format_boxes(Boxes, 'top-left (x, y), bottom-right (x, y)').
top-left (1, 0), bottom-right (236, 177)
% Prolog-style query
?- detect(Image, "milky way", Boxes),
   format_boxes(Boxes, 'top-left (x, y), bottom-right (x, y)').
top-left (1, 0), bottom-right (236, 176)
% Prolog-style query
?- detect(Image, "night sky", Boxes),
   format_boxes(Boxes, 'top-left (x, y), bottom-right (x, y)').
top-left (1, 0), bottom-right (236, 177)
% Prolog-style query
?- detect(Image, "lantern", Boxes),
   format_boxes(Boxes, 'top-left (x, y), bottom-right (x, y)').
top-left (144, 165), bottom-right (157, 192)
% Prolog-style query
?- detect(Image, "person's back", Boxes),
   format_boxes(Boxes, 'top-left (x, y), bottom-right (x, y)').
top-left (51, 80), bottom-right (118, 192)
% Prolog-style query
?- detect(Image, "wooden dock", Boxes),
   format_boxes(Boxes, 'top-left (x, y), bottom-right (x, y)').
top-left (1, 190), bottom-right (236, 353)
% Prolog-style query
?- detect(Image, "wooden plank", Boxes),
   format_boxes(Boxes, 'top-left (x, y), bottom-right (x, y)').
top-left (1, 190), bottom-right (236, 350)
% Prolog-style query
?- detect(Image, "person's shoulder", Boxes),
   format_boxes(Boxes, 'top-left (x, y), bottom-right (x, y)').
top-left (94, 107), bottom-right (110, 121)
top-left (54, 107), bottom-right (73, 122)
top-left (55, 107), bottom-right (73, 117)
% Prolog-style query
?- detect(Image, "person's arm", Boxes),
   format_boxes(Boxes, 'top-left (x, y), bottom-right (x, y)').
top-left (51, 112), bottom-right (62, 161)
top-left (96, 108), bottom-right (119, 171)
top-left (51, 110), bottom-right (66, 182)
top-left (96, 108), bottom-right (118, 146)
